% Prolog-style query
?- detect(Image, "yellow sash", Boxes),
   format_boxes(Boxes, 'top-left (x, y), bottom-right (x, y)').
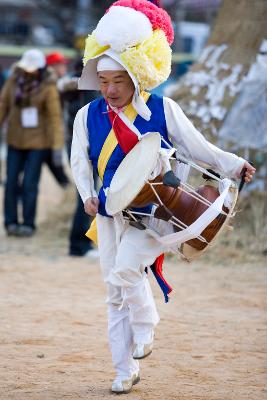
top-left (86, 92), bottom-right (150, 244)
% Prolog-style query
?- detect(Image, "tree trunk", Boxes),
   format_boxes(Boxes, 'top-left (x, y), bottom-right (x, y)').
top-left (170, 0), bottom-right (267, 141)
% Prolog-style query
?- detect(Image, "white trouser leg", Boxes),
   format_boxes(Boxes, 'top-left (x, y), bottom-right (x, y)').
top-left (108, 225), bottom-right (164, 344)
top-left (124, 276), bottom-right (159, 344)
top-left (96, 214), bottom-right (122, 306)
top-left (108, 304), bottom-right (139, 381)
top-left (97, 215), bottom-right (139, 379)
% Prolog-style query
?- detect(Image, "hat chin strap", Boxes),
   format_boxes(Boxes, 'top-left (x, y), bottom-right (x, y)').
top-left (132, 87), bottom-right (152, 121)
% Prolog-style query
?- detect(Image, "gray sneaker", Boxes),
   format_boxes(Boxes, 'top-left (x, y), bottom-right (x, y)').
top-left (17, 225), bottom-right (35, 237)
top-left (6, 224), bottom-right (20, 236)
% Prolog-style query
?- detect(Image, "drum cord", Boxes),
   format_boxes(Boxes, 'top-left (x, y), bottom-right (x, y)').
top-left (149, 179), bottom-right (228, 217)
top-left (202, 168), bottom-right (221, 181)
top-left (179, 182), bottom-right (228, 217)
top-left (123, 209), bottom-right (192, 259)
top-left (124, 210), bottom-right (205, 260)
top-left (175, 154), bottom-right (224, 183)
top-left (159, 134), bottom-right (225, 183)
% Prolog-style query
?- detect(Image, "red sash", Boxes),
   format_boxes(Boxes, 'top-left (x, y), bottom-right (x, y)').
top-left (107, 107), bottom-right (139, 154)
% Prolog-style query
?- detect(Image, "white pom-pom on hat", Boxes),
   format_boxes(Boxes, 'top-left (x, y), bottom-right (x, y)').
top-left (94, 6), bottom-right (153, 53)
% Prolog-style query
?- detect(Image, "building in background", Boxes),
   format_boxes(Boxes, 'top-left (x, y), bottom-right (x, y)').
top-left (0, 0), bottom-right (222, 51)
top-left (0, 0), bottom-right (222, 85)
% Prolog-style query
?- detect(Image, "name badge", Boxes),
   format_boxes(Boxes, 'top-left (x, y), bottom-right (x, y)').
top-left (21, 107), bottom-right (39, 128)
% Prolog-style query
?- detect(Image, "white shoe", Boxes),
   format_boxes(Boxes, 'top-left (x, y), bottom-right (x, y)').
top-left (133, 341), bottom-right (153, 359)
top-left (111, 371), bottom-right (140, 394)
top-left (133, 332), bottom-right (154, 360)
top-left (132, 371), bottom-right (141, 386)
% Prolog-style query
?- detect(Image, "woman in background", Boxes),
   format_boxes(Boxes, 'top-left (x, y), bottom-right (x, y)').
top-left (0, 49), bottom-right (64, 236)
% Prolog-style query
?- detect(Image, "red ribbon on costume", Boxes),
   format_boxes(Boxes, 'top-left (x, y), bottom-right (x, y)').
top-left (150, 253), bottom-right (173, 302)
top-left (107, 107), bottom-right (139, 154)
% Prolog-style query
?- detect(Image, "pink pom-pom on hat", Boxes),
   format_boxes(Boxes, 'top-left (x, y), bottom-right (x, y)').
top-left (108, 0), bottom-right (174, 45)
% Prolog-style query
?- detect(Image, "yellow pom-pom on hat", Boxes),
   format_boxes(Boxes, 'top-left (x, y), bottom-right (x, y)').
top-left (121, 29), bottom-right (171, 90)
top-left (83, 34), bottom-right (109, 66)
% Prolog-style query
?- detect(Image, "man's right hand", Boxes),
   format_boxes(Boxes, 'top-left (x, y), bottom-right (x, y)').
top-left (84, 197), bottom-right (99, 216)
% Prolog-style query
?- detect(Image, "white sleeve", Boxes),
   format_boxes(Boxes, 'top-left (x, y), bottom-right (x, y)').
top-left (70, 104), bottom-right (97, 202)
top-left (163, 97), bottom-right (245, 178)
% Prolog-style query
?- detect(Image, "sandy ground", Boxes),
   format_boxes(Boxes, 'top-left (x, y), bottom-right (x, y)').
top-left (0, 169), bottom-right (266, 400)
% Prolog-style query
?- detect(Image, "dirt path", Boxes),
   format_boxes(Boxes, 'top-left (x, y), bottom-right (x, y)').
top-left (0, 170), bottom-right (266, 400)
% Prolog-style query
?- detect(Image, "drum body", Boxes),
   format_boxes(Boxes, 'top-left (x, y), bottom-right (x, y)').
top-left (106, 132), bottom-right (237, 260)
top-left (130, 177), bottom-right (227, 251)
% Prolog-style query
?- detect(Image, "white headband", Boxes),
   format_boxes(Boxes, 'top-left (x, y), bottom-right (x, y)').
top-left (97, 56), bottom-right (126, 72)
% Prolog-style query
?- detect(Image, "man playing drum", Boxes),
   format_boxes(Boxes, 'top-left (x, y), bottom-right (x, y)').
top-left (71, 0), bottom-right (255, 394)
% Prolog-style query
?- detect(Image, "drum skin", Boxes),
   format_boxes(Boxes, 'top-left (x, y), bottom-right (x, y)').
top-left (130, 180), bottom-right (228, 251)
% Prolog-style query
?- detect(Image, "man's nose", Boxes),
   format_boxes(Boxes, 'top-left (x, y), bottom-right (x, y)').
top-left (106, 83), bottom-right (117, 96)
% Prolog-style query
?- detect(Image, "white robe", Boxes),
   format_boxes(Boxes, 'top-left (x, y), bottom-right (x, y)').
top-left (70, 96), bottom-right (245, 381)
top-left (71, 95), bottom-right (245, 289)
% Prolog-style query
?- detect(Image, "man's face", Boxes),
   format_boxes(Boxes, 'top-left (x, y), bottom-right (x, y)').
top-left (98, 70), bottom-right (135, 108)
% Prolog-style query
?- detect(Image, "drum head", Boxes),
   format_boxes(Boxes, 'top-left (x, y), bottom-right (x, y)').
top-left (106, 132), bottom-right (161, 215)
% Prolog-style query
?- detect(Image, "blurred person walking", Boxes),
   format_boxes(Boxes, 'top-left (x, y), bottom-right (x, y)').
top-left (46, 52), bottom-right (97, 257)
top-left (44, 52), bottom-right (70, 188)
top-left (0, 65), bottom-right (5, 90)
top-left (63, 58), bottom-right (99, 257)
top-left (0, 49), bottom-right (64, 236)
top-left (0, 65), bottom-right (6, 185)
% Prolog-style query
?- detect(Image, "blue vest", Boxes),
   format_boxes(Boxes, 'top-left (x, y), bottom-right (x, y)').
top-left (87, 94), bottom-right (173, 216)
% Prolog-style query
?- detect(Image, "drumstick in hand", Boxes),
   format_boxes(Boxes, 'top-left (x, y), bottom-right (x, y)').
top-left (238, 161), bottom-right (256, 192)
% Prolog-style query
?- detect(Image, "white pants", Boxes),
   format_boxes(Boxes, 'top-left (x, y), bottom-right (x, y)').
top-left (108, 304), bottom-right (139, 381)
top-left (96, 214), bottom-right (165, 380)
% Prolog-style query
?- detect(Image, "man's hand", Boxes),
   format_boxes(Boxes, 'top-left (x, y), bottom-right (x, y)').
top-left (84, 197), bottom-right (99, 216)
top-left (238, 161), bottom-right (256, 183)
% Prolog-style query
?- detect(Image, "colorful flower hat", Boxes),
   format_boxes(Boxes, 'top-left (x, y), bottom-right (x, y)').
top-left (79, 0), bottom-right (174, 93)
